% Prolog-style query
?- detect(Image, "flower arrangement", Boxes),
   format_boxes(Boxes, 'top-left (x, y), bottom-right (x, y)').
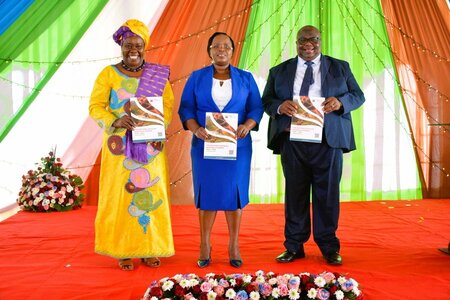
top-left (142, 270), bottom-right (363, 300)
top-left (17, 149), bottom-right (84, 212)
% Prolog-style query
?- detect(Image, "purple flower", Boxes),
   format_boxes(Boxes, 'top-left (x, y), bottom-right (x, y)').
top-left (317, 288), bottom-right (330, 300)
top-left (235, 290), bottom-right (248, 300)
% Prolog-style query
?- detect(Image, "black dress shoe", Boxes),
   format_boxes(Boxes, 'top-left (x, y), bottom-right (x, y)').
top-left (229, 259), bottom-right (243, 268)
top-left (276, 250), bottom-right (305, 263)
top-left (197, 257), bottom-right (211, 268)
top-left (323, 252), bottom-right (342, 265)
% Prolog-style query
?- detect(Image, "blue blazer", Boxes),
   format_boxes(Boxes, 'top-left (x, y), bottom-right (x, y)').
top-left (179, 64), bottom-right (263, 148)
top-left (262, 55), bottom-right (365, 154)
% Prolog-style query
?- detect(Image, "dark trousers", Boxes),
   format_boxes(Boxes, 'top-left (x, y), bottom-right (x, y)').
top-left (280, 134), bottom-right (343, 255)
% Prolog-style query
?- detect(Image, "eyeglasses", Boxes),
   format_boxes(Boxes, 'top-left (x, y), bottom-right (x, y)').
top-left (122, 43), bottom-right (144, 51)
top-left (297, 37), bottom-right (321, 44)
top-left (209, 44), bottom-right (233, 50)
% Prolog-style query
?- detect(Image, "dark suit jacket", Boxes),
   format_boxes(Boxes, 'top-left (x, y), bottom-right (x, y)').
top-left (262, 55), bottom-right (365, 154)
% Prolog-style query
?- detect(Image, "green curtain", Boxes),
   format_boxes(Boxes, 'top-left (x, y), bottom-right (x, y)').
top-left (0, 0), bottom-right (108, 142)
top-left (240, 0), bottom-right (422, 202)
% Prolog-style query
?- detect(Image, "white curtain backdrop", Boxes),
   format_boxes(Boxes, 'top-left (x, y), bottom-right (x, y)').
top-left (0, 0), bottom-right (168, 210)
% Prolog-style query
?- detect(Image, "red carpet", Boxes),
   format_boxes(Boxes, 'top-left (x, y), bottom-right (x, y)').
top-left (0, 200), bottom-right (449, 299)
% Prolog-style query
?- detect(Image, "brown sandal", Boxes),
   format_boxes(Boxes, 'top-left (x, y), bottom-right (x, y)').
top-left (118, 259), bottom-right (134, 271)
top-left (141, 257), bottom-right (160, 267)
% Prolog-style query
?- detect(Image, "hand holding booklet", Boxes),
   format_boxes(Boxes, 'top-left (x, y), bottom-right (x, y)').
top-left (129, 96), bottom-right (165, 142)
top-left (204, 112), bottom-right (238, 160)
top-left (289, 95), bottom-right (325, 143)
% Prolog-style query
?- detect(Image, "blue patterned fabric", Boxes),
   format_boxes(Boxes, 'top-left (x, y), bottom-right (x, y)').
top-left (0, 0), bottom-right (34, 35)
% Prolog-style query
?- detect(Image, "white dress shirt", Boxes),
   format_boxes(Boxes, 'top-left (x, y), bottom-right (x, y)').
top-left (293, 54), bottom-right (322, 97)
top-left (212, 78), bottom-right (232, 111)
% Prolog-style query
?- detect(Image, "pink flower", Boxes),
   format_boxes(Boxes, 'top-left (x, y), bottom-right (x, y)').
top-left (200, 282), bottom-right (212, 292)
top-left (277, 275), bottom-right (288, 285)
top-left (218, 278), bottom-right (229, 288)
top-left (321, 272), bottom-right (335, 283)
top-left (317, 288), bottom-right (330, 300)
top-left (278, 284), bottom-right (289, 296)
top-left (260, 283), bottom-right (272, 296)
top-left (213, 285), bottom-right (224, 296)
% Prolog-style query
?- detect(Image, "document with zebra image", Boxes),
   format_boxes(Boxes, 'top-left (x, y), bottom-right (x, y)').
top-left (204, 112), bottom-right (238, 160)
top-left (130, 96), bottom-right (165, 142)
top-left (290, 96), bottom-right (325, 143)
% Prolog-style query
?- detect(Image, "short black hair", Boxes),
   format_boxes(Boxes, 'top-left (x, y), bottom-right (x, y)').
top-left (207, 32), bottom-right (235, 58)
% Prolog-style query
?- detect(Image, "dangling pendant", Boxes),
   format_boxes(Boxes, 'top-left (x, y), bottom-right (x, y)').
top-left (121, 60), bottom-right (145, 72)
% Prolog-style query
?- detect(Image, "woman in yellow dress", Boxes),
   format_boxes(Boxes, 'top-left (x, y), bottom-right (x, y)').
top-left (89, 19), bottom-right (174, 271)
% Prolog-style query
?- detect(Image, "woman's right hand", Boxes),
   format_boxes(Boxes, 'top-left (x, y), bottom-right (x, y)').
top-left (194, 127), bottom-right (209, 140)
top-left (113, 115), bottom-right (135, 130)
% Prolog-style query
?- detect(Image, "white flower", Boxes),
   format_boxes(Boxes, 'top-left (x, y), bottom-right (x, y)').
top-left (335, 290), bottom-right (344, 300)
top-left (150, 297), bottom-right (158, 300)
top-left (161, 280), bottom-right (174, 291)
top-left (350, 278), bottom-right (359, 289)
top-left (179, 278), bottom-right (190, 288)
top-left (190, 278), bottom-right (200, 286)
top-left (211, 278), bottom-right (219, 287)
top-left (271, 287), bottom-right (280, 298)
top-left (307, 288), bottom-right (317, 299)
top-left (229, 279), bottom-right (237, 286)
top-left (353, 286), bottom-right (361, 296)
top-left (255, 270), bottom-right (265, 276)
top-left (66, 184), bottom-right (73, 192)
top-left (173, 274), bottom-right (183, 281)
top-left (225, 288), bottom-right (236, 299)
top-left (269, 278), bottom-right (277, 285)
top-left (31, 187), bottom-right (40, 196)
top-left (314, 276), bottom-right (326, 288)
top-left (256, 275), bottom-right (265, 283)
top-left (207, 291), bottom-right (217, 300)
top-left (249, 291), bottom-right (260, 300)
top-left (288, 289), bottom-right (300, 300)
top-left (159, 277), bottom-right (169, 283)
top-left (337, 276), bottom-right (346, 285)
top-left (243, 275), bottom-right (252, 283)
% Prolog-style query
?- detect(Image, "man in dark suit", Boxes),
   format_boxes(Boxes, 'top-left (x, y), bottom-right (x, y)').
top-left (262, 25), bottom-right (365, 265)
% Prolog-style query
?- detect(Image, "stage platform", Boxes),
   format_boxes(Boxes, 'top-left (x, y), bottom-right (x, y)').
top-left (0, 200), bottom-right (449, 299)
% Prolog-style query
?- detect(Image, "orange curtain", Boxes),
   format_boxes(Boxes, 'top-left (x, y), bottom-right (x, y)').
top-left (145, 0), bottom-right (253, 204)
top-left (381, 0), bottom-right (450, 198)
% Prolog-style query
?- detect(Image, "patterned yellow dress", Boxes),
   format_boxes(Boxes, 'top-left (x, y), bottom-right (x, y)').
top-left (89, 64), bottom-right (174, 259)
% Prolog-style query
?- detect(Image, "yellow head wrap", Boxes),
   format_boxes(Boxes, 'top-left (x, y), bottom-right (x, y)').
top-left (113, 19), bottom-right (150, 46)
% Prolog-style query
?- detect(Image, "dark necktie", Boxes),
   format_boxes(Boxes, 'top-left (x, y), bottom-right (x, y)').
top-left (299, 61), bottom-right (314, 96)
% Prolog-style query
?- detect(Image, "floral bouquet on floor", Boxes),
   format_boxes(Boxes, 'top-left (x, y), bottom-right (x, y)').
top-left (142, 270), bottom-right (363, 300)
top-left (17, 148), bottom-right (84, 212)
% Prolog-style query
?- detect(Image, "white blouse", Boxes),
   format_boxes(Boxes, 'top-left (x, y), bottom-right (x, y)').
top-left (212, 78), bottom-right (232, 111)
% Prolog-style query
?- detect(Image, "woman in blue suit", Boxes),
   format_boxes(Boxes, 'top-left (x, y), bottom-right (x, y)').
top-left (179, 32), bottom-right (263, 268)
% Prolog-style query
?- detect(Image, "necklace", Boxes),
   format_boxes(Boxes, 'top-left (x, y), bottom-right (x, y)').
top-left (121, 60), bottom-right (145, 72)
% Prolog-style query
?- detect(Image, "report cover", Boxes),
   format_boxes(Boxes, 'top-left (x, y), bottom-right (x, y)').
top-left (289, 96), bottom-right (325, 143)
top-left (130, 96), bottom-right (165, 142)
top-left (204, 112), bottom-right (238, 160)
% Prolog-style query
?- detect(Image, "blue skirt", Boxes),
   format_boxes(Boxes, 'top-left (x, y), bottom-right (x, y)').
top-left (191, 144), bottom-right (252, 210)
